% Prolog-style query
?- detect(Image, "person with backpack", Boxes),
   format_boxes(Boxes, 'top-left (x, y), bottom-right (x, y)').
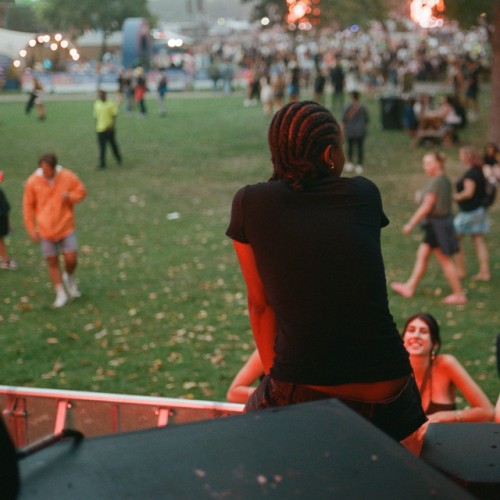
top-left (482, 142), bottom-right (500, 205)
top-left (453, 145), bottom-right (490, 282)
top-left (342, 91), bottom-right (369, 174)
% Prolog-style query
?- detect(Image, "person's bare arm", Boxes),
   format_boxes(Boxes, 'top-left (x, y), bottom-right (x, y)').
top-left (403, 192), bottom-right (436, 234)
top-left (453, 178), bottom-right (475, 202)
top-left (427, 354), bottom-right (494, 423)
top-left (226, 349), bottom-right (264, 403)
top-left (233, 240), bottom-right (276, 374)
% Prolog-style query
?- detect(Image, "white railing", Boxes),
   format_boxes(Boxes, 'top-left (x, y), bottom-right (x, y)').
top-left (0, 385), bottom-right (244, 448)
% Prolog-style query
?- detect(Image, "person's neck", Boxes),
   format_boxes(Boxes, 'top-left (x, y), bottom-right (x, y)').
top-left (410, 355), bottom-right (431, 381)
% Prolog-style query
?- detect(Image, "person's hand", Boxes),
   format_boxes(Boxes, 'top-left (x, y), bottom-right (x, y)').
top-left (30, 231), bottom-right (39, 243)
top-left (426, 411), bottom-right (454, 424)
top-left (403, 223), bottom-right (412, 235)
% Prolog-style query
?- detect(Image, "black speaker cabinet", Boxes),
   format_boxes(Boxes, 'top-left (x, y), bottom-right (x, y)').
top-left (17, 399), bottom-right (471, 499)
top-left (0, 416), bottom-right (20, 500)
top-left (421, 423), bottom-right (500, 499)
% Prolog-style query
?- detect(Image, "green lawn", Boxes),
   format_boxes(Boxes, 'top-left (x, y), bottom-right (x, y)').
top-left (1, 88), bottom-right (499, 405)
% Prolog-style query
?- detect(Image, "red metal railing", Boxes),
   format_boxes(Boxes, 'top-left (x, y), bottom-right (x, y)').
top-left (0, 385), bottom-right (244, 448)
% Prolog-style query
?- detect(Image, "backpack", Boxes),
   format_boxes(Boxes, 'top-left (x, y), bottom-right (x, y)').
top-left (482, 178), bottom-right (497, 208)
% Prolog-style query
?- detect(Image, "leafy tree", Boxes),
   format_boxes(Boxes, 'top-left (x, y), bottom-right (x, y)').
top-left (0, 4), bottom-right (45, 32)
top-left (38, 0), bottom-right (153, 60)
top-left (444, 0), bottom-right (493, 29)
top-left (241, 0), bottom-right (397, 28)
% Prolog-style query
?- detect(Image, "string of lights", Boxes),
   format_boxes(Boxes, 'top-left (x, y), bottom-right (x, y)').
top-left (13, 33), bottom-right (80, 69)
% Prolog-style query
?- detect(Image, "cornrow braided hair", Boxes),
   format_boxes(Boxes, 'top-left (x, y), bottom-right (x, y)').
top-left (268, 100), bottom-right (342, 191)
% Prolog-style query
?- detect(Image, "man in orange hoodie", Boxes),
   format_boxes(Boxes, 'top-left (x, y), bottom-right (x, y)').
top-left (23, 153), bottom-right (87, 308)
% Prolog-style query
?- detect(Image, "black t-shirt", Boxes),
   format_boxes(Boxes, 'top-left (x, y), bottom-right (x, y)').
top-left (226, 175), bottom-right (411, 385)
top-left (456, 166), bottom-right (486, 212)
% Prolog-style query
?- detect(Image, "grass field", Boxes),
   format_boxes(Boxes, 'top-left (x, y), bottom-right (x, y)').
top-left (1, 88), bottom-right (499, 405)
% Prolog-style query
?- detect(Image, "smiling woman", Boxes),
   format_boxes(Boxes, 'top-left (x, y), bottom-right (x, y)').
top-left (402, 312), bottom-right (494, 425)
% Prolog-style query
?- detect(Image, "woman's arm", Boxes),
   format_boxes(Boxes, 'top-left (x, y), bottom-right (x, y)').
top-left (233, 240), bottom-right (276, 374)
top-left (428, 354), bottom-right (494, 423)
top-left (453, 178), bottom-right (475, 202)
top-left (226, 349), bottom-right (264, 404)
top-left (403, 192), bottom-right (436, 235)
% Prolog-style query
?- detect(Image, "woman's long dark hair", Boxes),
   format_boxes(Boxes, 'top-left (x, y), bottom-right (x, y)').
top-left (268, 101), bottom-right (342, 191)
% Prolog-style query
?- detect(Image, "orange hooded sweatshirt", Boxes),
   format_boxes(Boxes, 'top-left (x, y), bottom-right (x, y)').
top-left (23, 166), bottom-right (87, 242)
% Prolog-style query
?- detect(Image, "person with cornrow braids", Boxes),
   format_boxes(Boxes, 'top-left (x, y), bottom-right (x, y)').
top-left (226, 101), bottom-right (426, 449)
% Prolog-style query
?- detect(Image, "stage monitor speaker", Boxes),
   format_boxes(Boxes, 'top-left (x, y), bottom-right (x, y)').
top-left (421, 422), bottom-right (500, 499)
top-left (18, 398), bottom-right (471, 499)
top-left (0, 416), bottom-right (20, 500)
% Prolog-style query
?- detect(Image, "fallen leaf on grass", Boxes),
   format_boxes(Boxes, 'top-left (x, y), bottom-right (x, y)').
top-left (108, 357), bottom-right (126, 367)
top-left (167, 352), bottom-right (182, 363)
top-left (41, 361), bottom-right (64, 379)
top-left (94, 329), bottom-right (108, 340)
top-left (150, 359), bottom-right (163, 372)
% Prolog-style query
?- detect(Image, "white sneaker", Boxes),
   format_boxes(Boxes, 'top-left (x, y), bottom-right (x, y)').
top-left (0, 259), bottom-right (17, 270)
top-left (344, 162), bottom-right (354, 172)
top-left (53, 291), bottom-right (68, 308)
top-left (354, 165), bottom-right (364, 175)
top-left (62, 272), bottom-right (81, 299)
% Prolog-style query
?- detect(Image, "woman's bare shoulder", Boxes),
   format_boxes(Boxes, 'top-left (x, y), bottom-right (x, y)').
top-left (433, 353), bottom-right (461, 372)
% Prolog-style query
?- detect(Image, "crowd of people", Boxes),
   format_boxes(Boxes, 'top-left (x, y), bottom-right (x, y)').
top-left (4, 25), bottom-right (498, 461)
top-left (212, 33), bottom-right (499, 453)
top-left (391, 143), bottom-right (497, 305)
top-left (222, 87), bottom-right (499, 455)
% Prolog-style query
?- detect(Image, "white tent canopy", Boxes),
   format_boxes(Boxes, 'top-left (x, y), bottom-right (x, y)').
top-left (75, 30), bottom-right (123, 48)
top-left (0, 28), bottom-right (35, 59)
